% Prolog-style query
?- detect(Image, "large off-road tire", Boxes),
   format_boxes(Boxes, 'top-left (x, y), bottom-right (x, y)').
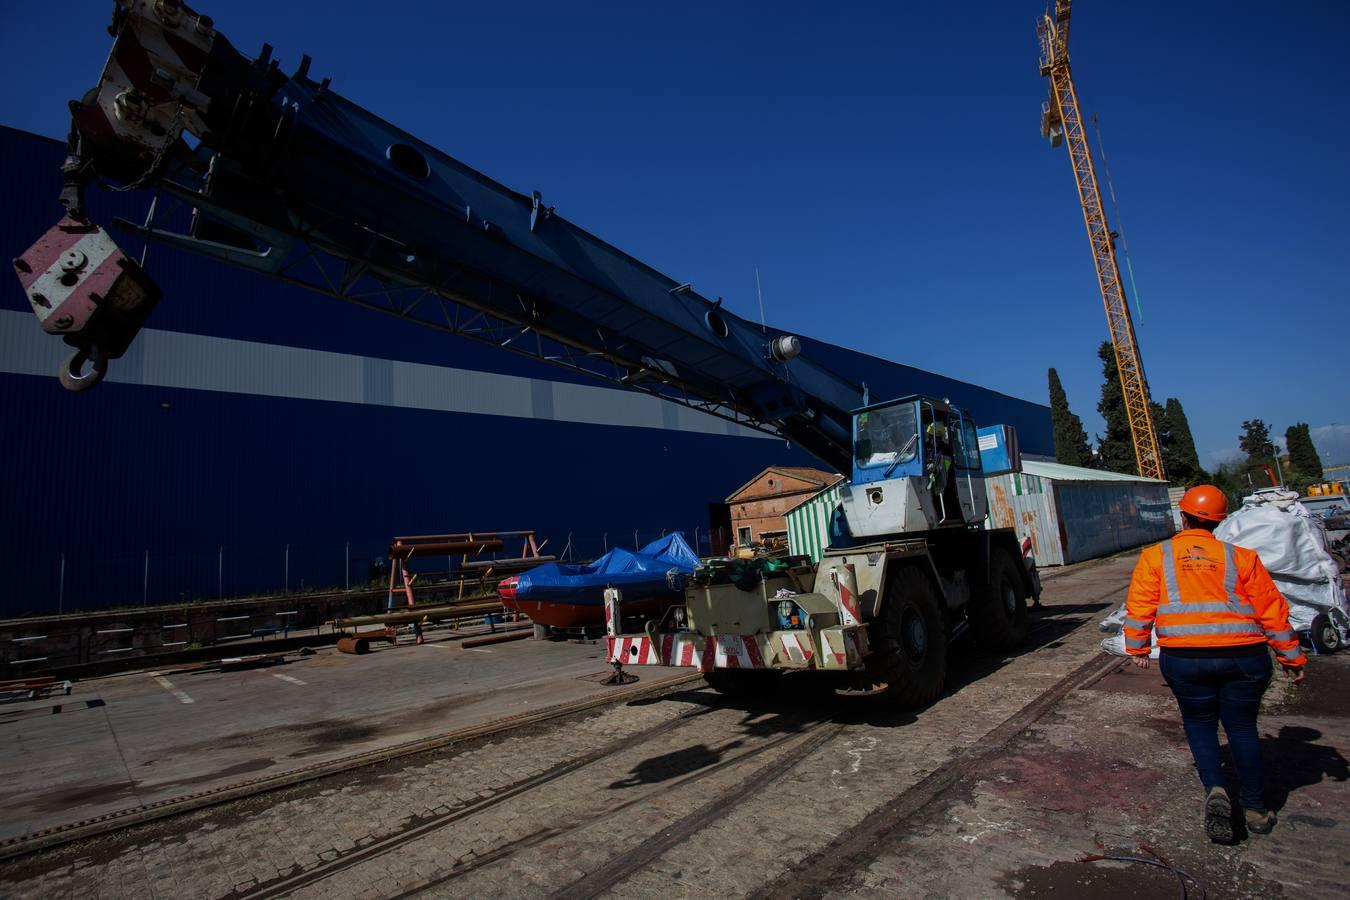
top-left (1310, 613), bottom-right (1342, 654)
top-left (971, 549), bottom-right (1031, 650)
top-left (704, 669), bottom-right (782, 697)
top-left (867, 565), bottom-right (948, 708)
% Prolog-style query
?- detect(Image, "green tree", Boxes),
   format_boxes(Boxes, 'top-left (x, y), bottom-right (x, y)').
top-left (1095, 342), bottom-right (1137, 474)
top-left (1211, 460), bottom-right (1252, 506)
top-left (1047, 368), bottom-right (1094, 467)
top-left (1239, 419), bottom-right (1275, 460)
top-left (1285, 422), bottom-right (1324, 479)
top-left (1160, 398), bottom-right (1207, 486)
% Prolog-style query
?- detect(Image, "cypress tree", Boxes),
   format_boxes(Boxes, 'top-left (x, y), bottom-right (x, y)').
top-left (1239, 419), bottom-right (1276, 461)
top-left (1161, 398), bottom-right (1207, 485)
top-left (1095, 342), bottom-right (1137, 474)
top-left (1048, 368), bottom-right (1094, 468)
top-left (1286, 422), bottom-right (1324, 478)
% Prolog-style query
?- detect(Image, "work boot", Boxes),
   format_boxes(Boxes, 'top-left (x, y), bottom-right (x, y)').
top-left (1245, 808), bottom-right (1277, 834)
top-left (1204, 786), bottom-right (1235, 844)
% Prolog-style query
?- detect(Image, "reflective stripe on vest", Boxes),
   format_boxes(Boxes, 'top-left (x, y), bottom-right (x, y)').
top-left (1267, 629), bottom-right (1296, 643)
top-left (1154, 621), bottom-right (1265, 638)
top-left (1123, 616), bottom-right (1151, 631)
top-left (1158, 540), bottom-right (1255, 616)
top-left (1272, 643), bottom-right (1303, 661)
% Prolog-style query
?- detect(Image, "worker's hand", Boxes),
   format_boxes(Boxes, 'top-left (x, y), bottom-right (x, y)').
top-left (1285, 665), bottom-right (1306, 686)
top-left (1130, 655), bottom-right (1150, 670)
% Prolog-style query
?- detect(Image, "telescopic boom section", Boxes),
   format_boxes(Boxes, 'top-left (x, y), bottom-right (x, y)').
top-left (1038, 1), bottom-right (1165, 481)
top-left (11, 0), bottom-right (863, 471)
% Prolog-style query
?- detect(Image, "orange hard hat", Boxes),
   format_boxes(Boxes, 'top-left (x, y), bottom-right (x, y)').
top-left (1179, 485), bottom-right (1228, 522)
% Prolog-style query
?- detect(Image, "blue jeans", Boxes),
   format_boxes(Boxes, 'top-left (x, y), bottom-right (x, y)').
top-left (1159, 651), bottom-right (1272, 811)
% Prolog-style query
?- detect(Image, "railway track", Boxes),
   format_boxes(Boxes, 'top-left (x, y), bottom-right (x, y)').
top-left (335, 717), bottom-right (844, 900)
top-left (1, 572), bottom-right (1133, 900)
top-left (0, 671), bottom-right (704, 863)
top-left (255, 586), bottom-right (1129, 899)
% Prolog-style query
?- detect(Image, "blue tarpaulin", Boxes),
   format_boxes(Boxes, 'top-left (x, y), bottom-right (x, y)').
top-left (514, 533), bottom-right (699, 605)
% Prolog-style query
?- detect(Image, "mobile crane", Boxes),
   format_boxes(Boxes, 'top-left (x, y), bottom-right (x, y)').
top-left (12, 0), bottom-right (1034, 707)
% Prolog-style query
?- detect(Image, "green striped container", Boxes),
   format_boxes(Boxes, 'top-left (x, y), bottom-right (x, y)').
top-left (785, 485), bottom-right (842, 564)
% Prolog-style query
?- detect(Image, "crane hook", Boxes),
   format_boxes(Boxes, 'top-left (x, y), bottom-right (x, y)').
top-left (58, 344), bottom-right (108, 392)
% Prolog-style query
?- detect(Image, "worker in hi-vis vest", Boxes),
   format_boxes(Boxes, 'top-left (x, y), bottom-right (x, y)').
top-left (1124, 484), bottom-right (1306, 843)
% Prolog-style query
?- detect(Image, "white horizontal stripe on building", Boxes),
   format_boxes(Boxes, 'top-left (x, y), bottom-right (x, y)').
top-left (0, 309), bottom-right (774, 440)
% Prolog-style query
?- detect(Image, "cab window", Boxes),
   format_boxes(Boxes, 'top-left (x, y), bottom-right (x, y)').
top-left (854, 402), bottom-right (919, 469)
top-left (957, 416), bottom-right (981, 469)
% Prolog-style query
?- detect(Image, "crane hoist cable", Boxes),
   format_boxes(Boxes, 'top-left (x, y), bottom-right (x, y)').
top-left (1091, 111), bottom-right (1145, 325)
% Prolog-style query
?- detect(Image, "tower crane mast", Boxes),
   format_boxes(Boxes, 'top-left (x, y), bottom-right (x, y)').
top-left (1038, 0), bottom-right (1165, 481)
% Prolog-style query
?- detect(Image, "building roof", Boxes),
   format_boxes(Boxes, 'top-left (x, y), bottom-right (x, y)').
top-left (725, 467), bottom-right (843, 503)
top-left (783, 480), bottom-right (846, 515)
top-left (1021, 459), bottom-right (1167, 485)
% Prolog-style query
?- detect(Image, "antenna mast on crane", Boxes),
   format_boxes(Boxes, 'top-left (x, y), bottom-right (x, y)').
top-left (1038, 0), bottom-right (1165, 481)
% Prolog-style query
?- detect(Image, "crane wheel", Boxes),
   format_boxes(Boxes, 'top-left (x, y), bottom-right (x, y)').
top-left (971, 549), bottom-right (1030, 650)
top-left (866, 565), bottom-right (947, 709)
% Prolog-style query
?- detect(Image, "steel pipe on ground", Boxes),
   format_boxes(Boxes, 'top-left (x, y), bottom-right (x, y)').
top-left (336, 637), bottom-right (369, 655)
top-left (334, 601), bottom-right (505, 629)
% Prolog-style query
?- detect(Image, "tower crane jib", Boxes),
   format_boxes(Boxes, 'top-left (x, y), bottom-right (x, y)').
top-left (1038, 0), bottom-right (1165, 481)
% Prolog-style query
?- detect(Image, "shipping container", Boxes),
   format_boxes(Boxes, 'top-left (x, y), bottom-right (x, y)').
top-left (985, 460), bottom-right (1173, 566)
top-left (785, 485), bottom-right (844, 564)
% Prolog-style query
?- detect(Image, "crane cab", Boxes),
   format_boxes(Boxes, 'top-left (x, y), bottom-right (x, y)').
top-left (841, 396), bottom-right (988, 539)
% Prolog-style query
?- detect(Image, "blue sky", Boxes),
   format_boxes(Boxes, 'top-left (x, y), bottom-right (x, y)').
top-left (3, 1), bottom-right (1347, 469)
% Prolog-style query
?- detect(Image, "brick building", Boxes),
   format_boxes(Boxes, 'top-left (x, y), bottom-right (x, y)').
top-left (725, 467), bottom-right (843, 549)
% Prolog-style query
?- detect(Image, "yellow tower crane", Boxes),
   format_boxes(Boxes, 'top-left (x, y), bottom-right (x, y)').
top-left (1038, 0), bottom-right (1165, 480)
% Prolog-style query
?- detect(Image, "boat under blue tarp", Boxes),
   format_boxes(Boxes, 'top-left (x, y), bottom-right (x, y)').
top-left (504, 533), bottom-right (699, 627)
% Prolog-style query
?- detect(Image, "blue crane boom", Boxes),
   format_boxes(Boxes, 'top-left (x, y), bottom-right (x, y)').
top-left (10, 2), bottom-right (1046, 710)
top-left (12, 1), bottom-right (862, 470)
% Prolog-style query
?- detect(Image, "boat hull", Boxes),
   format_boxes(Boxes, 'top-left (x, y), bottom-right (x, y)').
top-left (503, 593), bottom-right (670, 629)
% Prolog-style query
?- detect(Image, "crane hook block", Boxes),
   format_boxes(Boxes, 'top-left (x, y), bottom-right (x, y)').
top-left (11, 217), bottom-right (161, 392)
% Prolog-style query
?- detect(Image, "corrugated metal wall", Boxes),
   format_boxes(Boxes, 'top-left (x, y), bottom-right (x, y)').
top-left (0, 125), bottom-right (1053, 614)
top-left (985, 472), bottom-right (1065, 565)
top-left (1053, 481), bottom-right (1174, 563)
top-left (786, 486), bottom-right (842, 563)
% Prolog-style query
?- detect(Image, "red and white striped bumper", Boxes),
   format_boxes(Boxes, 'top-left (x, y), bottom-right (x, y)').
top-left (607, 626), bottom-right (870, 672)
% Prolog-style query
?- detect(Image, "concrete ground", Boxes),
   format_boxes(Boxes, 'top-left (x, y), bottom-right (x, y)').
top-left (844, 640), bottom-right (1350, 898)
top-left (0, 624), bottom-right (686, 843)
top-left (0, 557), bottom-right (1345, 899)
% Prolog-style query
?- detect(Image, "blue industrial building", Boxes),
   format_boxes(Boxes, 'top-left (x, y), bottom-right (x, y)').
top-left (1, 125), bottom-right (1052, 615)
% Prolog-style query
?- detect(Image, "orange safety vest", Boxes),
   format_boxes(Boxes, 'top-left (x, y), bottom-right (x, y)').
top-left (1124, 529), bottom-right (1306, 667)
